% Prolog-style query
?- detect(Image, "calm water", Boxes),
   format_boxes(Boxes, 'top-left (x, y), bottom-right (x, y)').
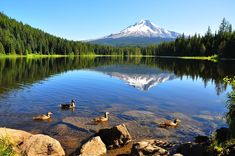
top-left (0, 57), bottom-right (234, 154)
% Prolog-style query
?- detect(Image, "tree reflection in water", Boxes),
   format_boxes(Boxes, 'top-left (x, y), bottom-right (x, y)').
top-left (0, 56), bottom-right (235, 95)
top-left (224, 77), bottom-right (235, 137)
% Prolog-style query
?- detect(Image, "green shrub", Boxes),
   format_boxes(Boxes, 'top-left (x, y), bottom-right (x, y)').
top-left (0, 136), bottom-right (16, 156)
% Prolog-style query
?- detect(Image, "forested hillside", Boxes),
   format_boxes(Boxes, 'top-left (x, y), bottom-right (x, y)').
top-left (0, 12), bottom-right (234, 58)
top-left (0, 12), bottom-right (130, 56)
top-left (144, 18), bottom-right (235, 58)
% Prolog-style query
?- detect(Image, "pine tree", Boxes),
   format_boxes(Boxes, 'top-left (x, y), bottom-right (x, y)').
top-left (0, 41), bottom-right (5, 54)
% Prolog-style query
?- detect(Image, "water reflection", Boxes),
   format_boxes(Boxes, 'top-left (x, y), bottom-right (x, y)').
top-left (93, 65), bottom-right (175, 91)
top-left (0, 57), bottom-right (234, 155)
top-left (0, 57), bottom-right (234, 95)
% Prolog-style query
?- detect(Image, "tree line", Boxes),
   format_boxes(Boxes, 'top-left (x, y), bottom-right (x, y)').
top-left (1, 57), bottom-right (234, 96)
top-left (144, 18), bottom-right (235, 58)
top-left (0, 12), bottom-right (234, 58)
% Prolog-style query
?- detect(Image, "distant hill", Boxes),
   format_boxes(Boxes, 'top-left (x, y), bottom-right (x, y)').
top-left (89, 20), bottom-right (180, 46)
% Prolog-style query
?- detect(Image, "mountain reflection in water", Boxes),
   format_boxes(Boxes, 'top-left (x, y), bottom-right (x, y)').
top-left (93, 65), bottom-right (175, 91)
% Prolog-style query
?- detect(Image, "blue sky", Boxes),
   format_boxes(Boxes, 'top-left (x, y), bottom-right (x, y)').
top-left (0, 0), bottom-right (234, 40)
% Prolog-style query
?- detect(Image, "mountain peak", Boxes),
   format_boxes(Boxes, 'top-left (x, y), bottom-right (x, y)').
top-left (89, 20), bottom-right (180, 46)
top-left (137, 19), bottom-right (152, 25)
top-left (108, 20), bottom-right (180, 39)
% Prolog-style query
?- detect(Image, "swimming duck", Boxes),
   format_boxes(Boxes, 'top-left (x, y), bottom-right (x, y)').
top-left (93, 112), bottom-right (110, 122)
top-left (60, 99), bottom-right (76, 109)
top-left (33, 112), bottom-right (53, 120)
top-left (159, 118), bottom-right (181, 128)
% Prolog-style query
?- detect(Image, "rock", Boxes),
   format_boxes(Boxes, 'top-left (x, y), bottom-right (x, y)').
top-left (123, 110), bottom-right (156, 119)
top-left (176, 142), bottom-right (209, 156)
top-left (46, 123), bottom-right (91, 155)
top-left (79, 136), bottom-right (106, 156)
top-left (21, 134), bottom-right (65, 156)
top-left (124, 121), bottom-right (151, 140)
top-left (226, 144), bottom-right (235, 156)
top-left (0, 128), bottom-right (65, 156)
top-left (130, 139), bottom-right (169, 156)
top-left (194, 136), bottom-right (209, 144)
top-left (96, 124), bottom-right (132, 149)
top-left (0, 127), bottom-right (32, 145)
top-left (106, 142), bottom-right (132, 156)
top-left (215, 127), bottom-right (230, 143)
top-left (155, 127), bottom-right (171, 138)
top-left (193, 114), bottom-right (214, 121)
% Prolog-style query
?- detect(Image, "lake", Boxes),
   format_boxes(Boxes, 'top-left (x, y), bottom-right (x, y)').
top-left (0, 57), bottom-right (234, 154)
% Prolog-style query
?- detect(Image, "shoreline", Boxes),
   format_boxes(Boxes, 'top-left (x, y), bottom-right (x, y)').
top-left (0, 54), bottom-right (231, 61)
top-left (1, 126), bottom-right (234, 156)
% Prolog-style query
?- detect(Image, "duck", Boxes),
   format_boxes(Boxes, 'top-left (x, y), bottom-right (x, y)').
top-left (159, 118), bottom-right (181, 128)
top-left (60, 99), bottom-right (76, 109)
top-left (93, 112), bottom-right (110, 122)
top-left (33, 112), bottom-right (53, 120)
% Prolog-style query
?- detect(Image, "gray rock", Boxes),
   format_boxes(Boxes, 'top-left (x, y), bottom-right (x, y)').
top-left (130, 139), bottom-right (170, 156)
top-left (96, 124), bottom-right (132, 149)
top-left (79, 136), bottom-right (106, 156)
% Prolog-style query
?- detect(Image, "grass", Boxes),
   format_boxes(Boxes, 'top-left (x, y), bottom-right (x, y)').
top-left (0, 53), bottom-right (220, 62)
top-left (209, 137), bottom-right (235, 156)
top-left (0, 54), bottom-right (68, 59)
top-left (0, 136), bottom-right (16, 156)
top-left (177, 55), bottom-right (219, 62)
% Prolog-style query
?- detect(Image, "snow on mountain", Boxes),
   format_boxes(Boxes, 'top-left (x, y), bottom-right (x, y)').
top-left (105, 19), bottom-right (180, 39)
top-left (89, 20), bottom-right (180, 46)
top-left (93, 65), bottom-right (175, 91)
top-left (110, 72), bottom-right (175, 91)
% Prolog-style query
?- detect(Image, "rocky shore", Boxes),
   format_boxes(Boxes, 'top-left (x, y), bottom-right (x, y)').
top-left (1, 125), bottom-right (235, 156)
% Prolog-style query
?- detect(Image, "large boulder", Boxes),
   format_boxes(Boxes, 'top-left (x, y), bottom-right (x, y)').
top-left (0, 127), bottom-right (32, 145)
top-left (130, 139), bottom-right (169, 156)
top-left (0, 128), bottom-right (65, 156)
top-left (79, 136), bottom-right (106, 156)
top-left (96, 124), bottom-right (132, 149)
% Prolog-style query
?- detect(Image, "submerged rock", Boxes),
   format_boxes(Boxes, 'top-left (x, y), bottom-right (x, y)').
top-left (130, 139), bottom-right (170, 156)
top-left (21, 134), bottom-right (65, 156)
top-left (45, 123), bottom-right (92, 155)
top-left (96, 124), bottom-right (132, 149)
top-left (79, 136), bottom-right (106, 156)
top-left (123, 110), bottom-right (156, 119)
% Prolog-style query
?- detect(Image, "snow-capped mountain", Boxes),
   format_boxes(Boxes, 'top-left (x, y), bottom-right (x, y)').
top-left (107, 19), bottom-right (179, 39)
top-left (89, 20), bottom-right (180, 46)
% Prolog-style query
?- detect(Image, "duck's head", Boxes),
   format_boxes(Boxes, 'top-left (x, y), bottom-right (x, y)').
top-left (47, 112), bottom-right (53, 116)
top-left (105, 112), bottom-right (110, 116)
top-left (71, 100), bottom-right (75, 106)
top-left (71, 99), bottom-right (75, 103)
top-left (174, 118), bottom-right (181, 123)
